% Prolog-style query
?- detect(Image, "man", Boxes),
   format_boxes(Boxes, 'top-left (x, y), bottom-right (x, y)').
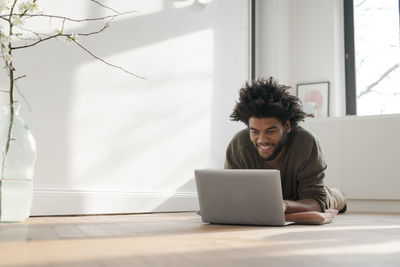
top-left (225, 77), bottom-right (346, 215)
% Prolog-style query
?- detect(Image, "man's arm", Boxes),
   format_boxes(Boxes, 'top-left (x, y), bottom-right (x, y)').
top-left (294, 130), bottom-right (328, 212)
top-left (283, 198), bottom-right (322, 214)
top-left (283, 198), bottom-right (338, 225)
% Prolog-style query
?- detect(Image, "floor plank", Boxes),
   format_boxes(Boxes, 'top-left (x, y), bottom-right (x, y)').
top-left (0, 212), bottom-right (399, 266)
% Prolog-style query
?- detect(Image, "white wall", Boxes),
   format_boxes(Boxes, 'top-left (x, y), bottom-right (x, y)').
top-left (255, 0), bottom-right (291, 85)
top-left (0, 0), bottom-right (249, 215)
top-left (256, 0), bottom-right (346, 117)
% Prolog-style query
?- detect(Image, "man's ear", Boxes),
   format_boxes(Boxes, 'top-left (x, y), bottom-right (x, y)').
top-left (285, 120), bottom-right (291, 133)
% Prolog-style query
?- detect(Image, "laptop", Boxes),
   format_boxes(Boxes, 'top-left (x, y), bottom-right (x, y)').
top-left (195, 169), bottom-right (292, 226)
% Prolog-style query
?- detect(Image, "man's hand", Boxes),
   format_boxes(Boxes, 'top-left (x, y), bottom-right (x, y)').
top-left (283, 199), bottom-right (337, 225)
top-left (283, 198), bottom-right (322, 214)
top-left (285, 209), bottom-right (338, 224)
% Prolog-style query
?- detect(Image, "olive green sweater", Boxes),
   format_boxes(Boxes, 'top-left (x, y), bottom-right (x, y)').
top-left (224, 126), bottom-right (328, 211)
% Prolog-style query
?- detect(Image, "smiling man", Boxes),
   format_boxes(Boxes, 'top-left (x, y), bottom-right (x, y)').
top-left (225, 78), bottom-right (346, 214)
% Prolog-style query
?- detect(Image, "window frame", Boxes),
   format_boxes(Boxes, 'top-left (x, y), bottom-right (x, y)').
top-left (344, 0), bottom-right (357, 115)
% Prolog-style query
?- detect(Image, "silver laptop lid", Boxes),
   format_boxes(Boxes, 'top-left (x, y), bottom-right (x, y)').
top-left (195, 169), bottom-right (286, 226)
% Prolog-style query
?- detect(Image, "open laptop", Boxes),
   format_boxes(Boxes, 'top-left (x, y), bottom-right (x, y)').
top-left (195, 169), bottom-right (292, 226)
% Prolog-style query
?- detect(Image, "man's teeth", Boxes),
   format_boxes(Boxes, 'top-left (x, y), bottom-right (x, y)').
top-left (260, 145), bottom-right (272, 149)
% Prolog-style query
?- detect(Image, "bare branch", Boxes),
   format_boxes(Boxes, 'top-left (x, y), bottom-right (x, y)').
top-left (70, 38), bottom-right (145, 79)
top-left (356, 57), bottom-right (366, 72)
top-left (14, 75), bottom-right (27, 82)
top-left (358, 63), bottom-right (400, 98)
top-left (8, 0), bottom-right (18, 36)
top-left (15, 25), bottom-right (52, 38)
top-left (11, 34), bottom-right (60, 50)
top-left (61, 19), bottom-right (66, 33)
top-left (90, 0), bottom-right (120, 14)
top-left (11, 22), bottom-right (112, 50)
top-left (19, 0), bottom-right (38, 18)
top-left (15, 82), bottom-right (32, 112)
top-left (77, 19), bottom-right (111, 36)
top-left (9, 0), bottom-right (18, 18)
top-left (356, 0), bottom-right (368, 8)
top-left (13, 34), bottom-right (39, 42)
top-left (361, 7), bottom-right (393, 13)
top-left (2, 10), bottom-right (137, 23)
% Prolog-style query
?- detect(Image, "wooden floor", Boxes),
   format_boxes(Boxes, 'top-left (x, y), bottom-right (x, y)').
top-left (1, 212), bottom-right (400, 267)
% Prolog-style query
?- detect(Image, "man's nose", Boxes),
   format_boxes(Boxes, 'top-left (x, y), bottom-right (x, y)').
top-left (258, 133), bottom-right (270, 143)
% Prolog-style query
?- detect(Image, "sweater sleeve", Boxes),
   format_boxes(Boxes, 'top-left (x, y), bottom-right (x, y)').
top-left (296, 135), bottom-right (328, 212)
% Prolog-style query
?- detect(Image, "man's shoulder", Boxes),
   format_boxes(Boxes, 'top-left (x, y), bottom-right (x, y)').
top-left (232, 128), bottom-right (250, 140)
top-left (287, 126), bottom-right (322, 158)
top-left (290, 126), bottom-right (318, 143)
top-left (228, 128), bottom-right (253, 151)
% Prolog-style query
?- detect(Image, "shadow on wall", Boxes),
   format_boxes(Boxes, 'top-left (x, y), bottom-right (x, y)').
top-left (154, 178), bottom-right (199, 212)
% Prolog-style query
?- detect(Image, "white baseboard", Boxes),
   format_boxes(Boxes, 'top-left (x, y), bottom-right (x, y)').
top-left (32, 190), bottom-right (400, 216)
top-left (347, 199), bottom-right (400, 213)
top-left (32, 190), bottom-right (199, 216)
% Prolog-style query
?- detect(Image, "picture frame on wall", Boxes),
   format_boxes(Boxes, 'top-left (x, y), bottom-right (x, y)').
top-left (296, 82), bottom-right (330, 118)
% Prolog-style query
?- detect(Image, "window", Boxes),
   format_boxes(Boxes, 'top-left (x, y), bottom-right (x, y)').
top-left (345, 0), bottom-right (400, 116)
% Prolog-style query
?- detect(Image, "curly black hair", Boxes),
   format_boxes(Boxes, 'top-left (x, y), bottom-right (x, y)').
top-left (230, 77), bottom-right (306, 130)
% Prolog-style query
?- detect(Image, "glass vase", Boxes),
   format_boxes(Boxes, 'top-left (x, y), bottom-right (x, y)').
top-left (0, 103), bottom-right (37, 222)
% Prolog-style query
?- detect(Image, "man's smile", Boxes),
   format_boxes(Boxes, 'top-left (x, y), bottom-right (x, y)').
top-left (257, 143), bottom-right (274, 153)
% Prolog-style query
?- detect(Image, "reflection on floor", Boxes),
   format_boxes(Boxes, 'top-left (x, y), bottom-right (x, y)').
top-left (0, 212), bottom-right (400, 266)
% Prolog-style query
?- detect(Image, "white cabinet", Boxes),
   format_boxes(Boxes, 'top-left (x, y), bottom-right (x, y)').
top-left (303, 115), bottom-right (400, 200)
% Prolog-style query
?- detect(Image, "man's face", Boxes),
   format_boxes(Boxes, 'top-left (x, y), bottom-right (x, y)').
top-left (248, 117), bottom-right (291, 161)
